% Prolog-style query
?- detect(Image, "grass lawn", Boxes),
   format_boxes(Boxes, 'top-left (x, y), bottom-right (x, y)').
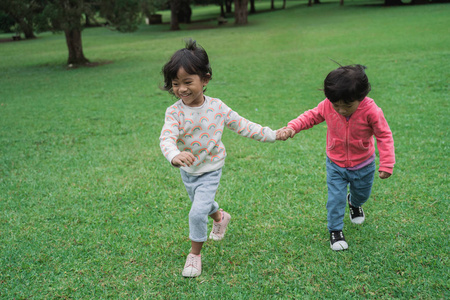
top-left (0, 0), bottom-right (449, 298)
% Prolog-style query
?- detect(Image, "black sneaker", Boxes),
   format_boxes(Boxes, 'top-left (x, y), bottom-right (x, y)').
top-left (348, 194), bottom-right (365, 224)
top-left (330, 230), bottom-right (348, 251)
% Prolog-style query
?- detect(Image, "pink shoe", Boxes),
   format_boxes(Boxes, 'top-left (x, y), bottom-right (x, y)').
top-left (209, 209), bottom-right (231, 241)
top-left (182, 253), bottom-right (201, 277)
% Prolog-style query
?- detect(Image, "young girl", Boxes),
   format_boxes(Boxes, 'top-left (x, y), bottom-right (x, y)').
top-left (279, 64), bottom-right (395, 251)
top-left (159, 39), bottom-right (281, 277)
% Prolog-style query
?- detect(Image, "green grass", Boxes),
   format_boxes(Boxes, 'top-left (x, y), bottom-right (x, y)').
top-left (1, 1), bottom-right (449, 298)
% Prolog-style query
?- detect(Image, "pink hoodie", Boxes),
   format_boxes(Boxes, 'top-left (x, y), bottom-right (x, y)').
top-left (288, 97), bottom-right (395, 174)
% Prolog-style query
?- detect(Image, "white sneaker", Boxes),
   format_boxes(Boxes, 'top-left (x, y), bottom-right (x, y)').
top-left (209, 209), bottom-right (231, 241)
top-left (330, 230), bottom-right (348, 251)
top-left (182, 253), bottom-right (201, 277)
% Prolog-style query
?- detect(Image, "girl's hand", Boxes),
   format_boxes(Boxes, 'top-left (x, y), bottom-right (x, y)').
top-left (379, 171), bottom-right (391, 179)
top-left (172, 152), bottom-right (195, 167)
top-left (276, 127), bottom-right (296, 141)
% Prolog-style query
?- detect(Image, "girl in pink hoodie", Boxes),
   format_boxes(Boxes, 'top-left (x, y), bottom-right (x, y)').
top-left (279, 64), bottom-right (395, 251)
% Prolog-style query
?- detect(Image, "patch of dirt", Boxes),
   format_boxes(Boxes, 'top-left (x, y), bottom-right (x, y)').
top-left (66, 60), bottom-right (114, 69)
top-left (0, 37), bottom-right (22, 43)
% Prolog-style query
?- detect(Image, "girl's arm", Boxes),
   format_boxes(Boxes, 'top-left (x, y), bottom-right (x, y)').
top-left (371, 107), bottom-right (395, 176)
top-left (223, 104), bottom-right (276, 142)
top-left (159, 107), bottom-right (182, 165)
top-left (287, 100), bottom-right (326, 133)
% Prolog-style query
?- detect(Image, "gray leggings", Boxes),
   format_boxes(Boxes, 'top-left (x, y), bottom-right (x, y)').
top-left (180, 168), bottom-right (222, 242)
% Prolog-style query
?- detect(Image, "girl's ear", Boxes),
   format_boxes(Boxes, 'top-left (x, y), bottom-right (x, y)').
top-left (203, 73), bottom-right (211, 86)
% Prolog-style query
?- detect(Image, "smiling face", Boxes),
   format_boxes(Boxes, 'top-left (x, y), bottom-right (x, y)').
top-left (331, 100), bottom-right (360, 118)
top-left (172, 67), bottom-right (210, 107)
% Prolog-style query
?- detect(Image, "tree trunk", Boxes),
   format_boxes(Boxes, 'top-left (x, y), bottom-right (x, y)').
top-left (10, 14), bottom-right (36, 39)
top-left (220, 1), bottom-right (226, 17)
top-left (20, 20), bottom-right (36, 39)
top-left (225, 0), bottom-right (232, 13)
top-left (340, 0), bottom-right (344, 5)
top-left (250, 0), bottom-right (256, 14)
top-left (282, 0), bottom-right (286, 9)
top-left (170, 0), bottom-right (180, 30)
top-left (234, 0), bottom-right (248, 25)
top-left (271, 0), bottom-right (275, 10)
top-left (64, 28), bottom-right (89, 65)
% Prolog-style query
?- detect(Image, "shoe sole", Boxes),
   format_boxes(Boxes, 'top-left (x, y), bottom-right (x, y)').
top-left (182, 266), bottom-right (201, 277)
top-left (330, 241), bottom-right (349, 251)
top-left (209, 233), bottom-right (223, 241)
top-left (350, 216), bottom-right (365, 224)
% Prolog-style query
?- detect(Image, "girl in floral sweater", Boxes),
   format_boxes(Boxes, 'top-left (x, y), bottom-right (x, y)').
top-left (159, 39), bottom-right (281, 277)
top-left (279, 64), bottom-right (395, 251)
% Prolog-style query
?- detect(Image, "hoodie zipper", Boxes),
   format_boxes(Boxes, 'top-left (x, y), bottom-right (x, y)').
top-left (346, 119), bottom-right (350, 167)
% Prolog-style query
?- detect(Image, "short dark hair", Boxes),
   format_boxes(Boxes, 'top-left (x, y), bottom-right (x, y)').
top-left (162, 39), bottom-right (212, 94)
top-left (323, 64), bottom-right (371, 103)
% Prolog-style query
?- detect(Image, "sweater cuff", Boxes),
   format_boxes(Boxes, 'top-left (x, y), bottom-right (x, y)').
top-left (167, 151), bottom-right (181, 167)
top-left (379, 166), bottom-right (393, 175)
top-left (287, 123), bottom-right (299, 132)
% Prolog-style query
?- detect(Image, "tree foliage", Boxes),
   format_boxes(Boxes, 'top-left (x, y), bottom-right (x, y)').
top-left (98, 0), bottom-right (142, 32)
top-left (0, 0), bottom-right (45, 38)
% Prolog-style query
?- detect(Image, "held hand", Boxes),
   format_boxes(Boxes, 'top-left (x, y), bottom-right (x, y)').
top-left (172, 151), bottom-right (196, 167)
top-left (276, 127), bottom-right (296, 141)
top-left (379, 171), bottom-right (391, 179)
top-left (275, 128), bottom-right (286, 140)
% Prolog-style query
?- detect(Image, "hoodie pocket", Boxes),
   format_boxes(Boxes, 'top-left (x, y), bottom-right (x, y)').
top-left (327, 138), bottom-right (346, 161)
top-left (352, 140), bottom-right (370, 151)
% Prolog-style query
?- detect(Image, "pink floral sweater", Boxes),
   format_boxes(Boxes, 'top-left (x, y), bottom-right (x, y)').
top-left (287, 97), bottom-right (395, 174)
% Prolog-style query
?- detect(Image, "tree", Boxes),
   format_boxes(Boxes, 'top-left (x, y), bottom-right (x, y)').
top-left (99, 0), bottom-right (142, 32)
top-left (170, 0), bottom-right (181, 30)
top-left (169, 0), bottom-right (192, 30)
top-left (0, 0), bottom-right (43, 39)
top-left (37, 0), bottom-right (91, 65)
top-left (250, 0), bottom-right (256, 14)
top-left (33, 0), bottom-right (142, 65)
top-left (0, 11), bottom-right (16, 33)
top-left (234, 0), bottom-right (248, 25)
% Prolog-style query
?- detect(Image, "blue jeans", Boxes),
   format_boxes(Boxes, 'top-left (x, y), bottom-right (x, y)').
top-left (326, 157), bottom-right (375, 232)
top-left (180, 168), bottom-right (222, 242)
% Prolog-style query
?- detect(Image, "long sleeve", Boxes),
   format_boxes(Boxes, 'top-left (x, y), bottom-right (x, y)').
top-left (159, 106), bottom-right (181, 165)
top-left (287, 100), bottom-right (326, 132)
top-left (159, 97), bottom-right (276, 175)
top-left (222, 103), bottom-right (276, 142)
top-left (370, 107), bottom-right (395, 174)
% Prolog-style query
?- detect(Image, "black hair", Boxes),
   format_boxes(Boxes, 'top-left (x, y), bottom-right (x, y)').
top-left (162, 39), bottom-right (212, 95)
top-left (323, 64), bottom-right (371, 103)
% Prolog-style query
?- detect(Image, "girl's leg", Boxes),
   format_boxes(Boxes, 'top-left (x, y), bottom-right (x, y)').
top-left (191, 241), bottom-right (204, 255)
top-left (326, 158), bottom-right (349, 232)
top-left (181, 169), bottom-right (222, 244)
top-left (348, 161), bottom-right (376, 207)
top-left (180, 169), bottom-right (222, 277)
top-left (189, 209), bottom-right (221, 256)
top-left (209, 209), bottom-right (222, 222)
